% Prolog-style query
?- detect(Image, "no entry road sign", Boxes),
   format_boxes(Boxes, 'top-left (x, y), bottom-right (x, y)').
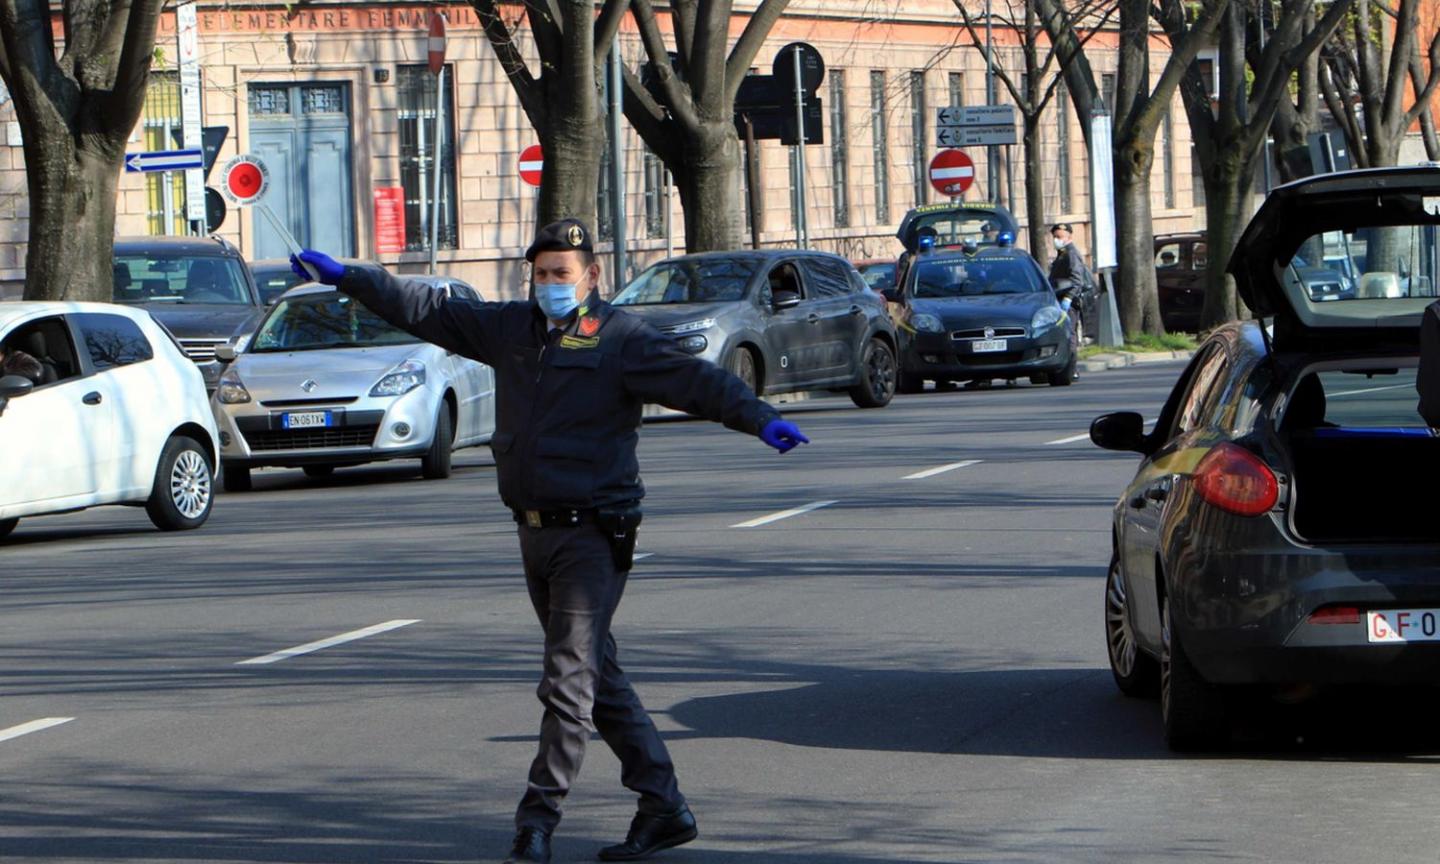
top-left (519, 145), bottom-right (543, 187)
top-left (929, 149), bottom-right (976, 197)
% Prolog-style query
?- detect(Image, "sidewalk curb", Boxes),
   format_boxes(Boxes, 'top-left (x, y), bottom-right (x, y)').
top-left (1079, 349), bottom-right (1193, 374)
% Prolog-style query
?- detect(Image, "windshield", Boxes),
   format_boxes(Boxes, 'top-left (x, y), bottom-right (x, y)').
top-left (113, 254), bottom-right (253, 305)
top-left (1287, 226), bottom-right (1439, 307)
top-left (250, 292), bottom-right (418, 352)
top-left (859, 263), bottom-right (897, 290)
top-left (253, 268), bottom-right (307, 305)
top-left (912, 213), bottom-right (1007, 248)
top-left (912, 257), bottom-right (1044, 298)
top-left (613, 258), bottom-right (759, 305)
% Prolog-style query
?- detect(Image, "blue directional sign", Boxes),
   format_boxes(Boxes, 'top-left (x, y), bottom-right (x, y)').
top-left (124, 148), bottom-right (205, 173)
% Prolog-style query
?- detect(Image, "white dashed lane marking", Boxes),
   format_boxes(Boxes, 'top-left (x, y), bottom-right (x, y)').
top-left (237, 619), bottom-right (422, 666)
top-left (731, 500), bottom-right (838, 529)
top-left (903, 460), bottom-right (982, 480)
top-left (0, 717), bottom-right (74, 744)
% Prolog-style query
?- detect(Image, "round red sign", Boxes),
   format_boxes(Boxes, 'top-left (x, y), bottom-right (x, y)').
top-left (519, 145), bottom-right (544, 188)
top-left (427, 13), bottom-right (447, 76)
top-left (218, 154), bottom-right (271, 206)
top-left (929, 149), bottom-right (976, 197)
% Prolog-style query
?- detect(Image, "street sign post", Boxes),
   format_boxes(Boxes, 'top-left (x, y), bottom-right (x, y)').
top-left (176, 1), bottom-right (205, 228)
top-left (124, 149), bottom-right (205, 173)
top-left (518, 145), bottom-right (543, 187)
top-left (929, 149), bottom-right (976, 197)
top-left (936, 105), bottom-right (1017, 148)
top-left (427, 12), bottom-right (447, 275)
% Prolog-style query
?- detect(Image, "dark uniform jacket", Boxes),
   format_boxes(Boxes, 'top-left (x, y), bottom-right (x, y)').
top-left (337, 265), bottom-right (781, 511)
top-left (1048, 243), bottom-right (1094, 292)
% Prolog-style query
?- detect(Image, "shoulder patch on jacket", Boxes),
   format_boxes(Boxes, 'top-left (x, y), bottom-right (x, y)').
top-left (560, 335), bottom-right (600, 350)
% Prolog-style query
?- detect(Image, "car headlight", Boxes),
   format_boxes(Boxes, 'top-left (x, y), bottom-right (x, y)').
top-left (370, 359), bottom-right (426, 397)
top-left (668, 318), bottom-right (715, 335)
top-left (912, 313), bottom-right (944, 333)
top-left (217, 368), bottom-right (251, 404)
top-left (677, 334), bottom-right (708, 353)
top-left (1032, 306), bottom-right (1064, 331)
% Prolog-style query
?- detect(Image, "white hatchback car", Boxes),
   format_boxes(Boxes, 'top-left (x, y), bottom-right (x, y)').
top-left (211, 282), bottom-right (495, 490)
top-left (0, 302), bottom-right (220, 540)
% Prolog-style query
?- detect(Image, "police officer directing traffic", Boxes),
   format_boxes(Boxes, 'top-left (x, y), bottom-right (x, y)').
top-left (291, 218), bottom-right (809, 864)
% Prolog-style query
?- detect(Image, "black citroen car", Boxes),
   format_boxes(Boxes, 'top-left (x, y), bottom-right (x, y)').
top-left (885, 245), bottom-right (1077, 391)
top-left (1093, 166), bottom-right (1440, 750)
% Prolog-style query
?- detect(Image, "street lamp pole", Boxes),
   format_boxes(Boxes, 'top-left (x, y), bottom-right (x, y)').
top-left (985, 0), bottom-right (998, 205)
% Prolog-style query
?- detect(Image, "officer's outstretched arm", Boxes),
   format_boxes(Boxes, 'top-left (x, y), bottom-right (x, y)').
top-left (621, 324), bottom-right (780, 436)
top-left (335, 263), bottom-right (506, 365)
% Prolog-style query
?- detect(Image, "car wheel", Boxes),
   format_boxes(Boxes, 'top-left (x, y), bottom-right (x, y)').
top-left (897, 369), bottom-right (924, 394)
top-left (303, 464), bottom-right (336, 479)
top-left (729, 347), bottom-right (760, 396)
top-left (146, 435), bottom-right (214, 531)
top-left (222, 466), bottom-right (252, 493)
top-left (1161, 597), bottom-right (1227, 751)
top-left (0, 517), bottom-right (17, 540)
top-left (1049, 354), bottom-right (1077, 387)
top-left (421, 404), bottom-right (455, 480)
top-left (849, 339), bottom-right (897, 408)
top-left (1106, 557), bottom-right (1159, 697)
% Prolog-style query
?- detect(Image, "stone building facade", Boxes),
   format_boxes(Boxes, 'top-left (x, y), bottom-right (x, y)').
top-left (0, 0), bottom-right (1204, 300)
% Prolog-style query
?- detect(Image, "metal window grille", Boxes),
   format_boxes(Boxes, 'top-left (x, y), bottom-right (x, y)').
top-left (248, 86), bottom-right (290, 115)
top-left (143, 72), bottom-right (187, 236)
top-left (948, 72), bottom-right (964, 107)
top-left (302, 85), bottom-right (345, 115)
top-left (396, 66), bottom-right (458, 251)
top-left (830, 70), bottom-right (849, 229)
top-left (871, 71), bottom-right (889, 223)
top-left (643, 148), bottom-right (666, 240)
top-left (1057, 83), bottom-right (1072, 213)
top-left (911, 71), bottom-right (927, 207)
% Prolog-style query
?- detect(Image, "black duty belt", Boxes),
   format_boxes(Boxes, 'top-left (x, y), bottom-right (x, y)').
top-left (513, 508), bottom-right (596, 528)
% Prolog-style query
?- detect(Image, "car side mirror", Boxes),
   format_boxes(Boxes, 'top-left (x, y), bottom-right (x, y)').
top-left (215, 344), bottom-right (238, 363)
top-left (880, 287), bottom-right (901, 303)
top-left (773, 291), bottom-right (801, 311)
top-left (0, 374), bottom-right (33, 398)
top-left (1090, 412), bottom-right (1147, 452)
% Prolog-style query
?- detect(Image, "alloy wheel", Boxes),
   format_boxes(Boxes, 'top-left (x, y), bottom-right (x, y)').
top-left (170, 450), bottom-right (212, 519)
top-left (1106, 563), bottom-right (1138, 679)
top-left (869, 344), bottom-right (896, 401)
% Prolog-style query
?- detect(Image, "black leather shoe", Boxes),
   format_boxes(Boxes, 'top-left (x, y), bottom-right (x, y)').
top-left (597, 806), bottom-right (698, 861)
top-left (503, 827), bottom-right (552, 863)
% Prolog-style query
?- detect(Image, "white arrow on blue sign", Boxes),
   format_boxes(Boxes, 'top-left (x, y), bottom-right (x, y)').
top-left (124, 148), bottom-right (204, 173)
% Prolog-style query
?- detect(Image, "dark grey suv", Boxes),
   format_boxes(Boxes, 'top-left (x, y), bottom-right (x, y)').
top-left (112, 236), bottom-right (265, 390)
top-left (612, 250), bottom-right (899, 408)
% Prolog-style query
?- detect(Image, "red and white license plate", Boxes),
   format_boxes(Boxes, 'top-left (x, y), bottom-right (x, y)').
top-left (1366, 609), bottom-right (1440, 643)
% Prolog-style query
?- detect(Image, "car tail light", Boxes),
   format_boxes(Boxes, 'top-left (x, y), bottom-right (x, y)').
top-left (1309, 606), bottom-right (1361, 625)
top-left (1192, 443), bottom-right (1279, 517)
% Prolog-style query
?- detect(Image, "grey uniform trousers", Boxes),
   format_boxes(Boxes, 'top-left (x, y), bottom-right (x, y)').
top-left (515, 521), bottom-right (686, 832)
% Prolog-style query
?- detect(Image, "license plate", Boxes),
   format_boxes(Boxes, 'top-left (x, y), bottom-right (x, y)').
top-left (972, 339), bottom-right (1008, 353)
top-left (1366, 609), bottom-right (1440, 643)
top-left (281, 411), bottom-right (333, 430)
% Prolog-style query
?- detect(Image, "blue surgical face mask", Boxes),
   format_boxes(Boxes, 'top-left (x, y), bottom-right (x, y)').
top-left (536, 281), bottom-right (582, 321)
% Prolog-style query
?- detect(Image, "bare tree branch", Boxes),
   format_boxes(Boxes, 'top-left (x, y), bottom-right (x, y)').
top-left (724, 0), bottom-right (790, 103)
top-left (620, 63), bottom-right (679, 165)
top-left (526, 0), bottom-right (564, 70)
top-left (632, 0), bottom-right (701, 130)
top-left (104, 0), bottom-right (163, 122)
top-left (472, 0), bottom-right (545, 130)
top-left (1402, 19), bottom-right (1440, 127)
top-left (688, 0), bottom-right (730, 119)
top-left (594, 0), bottom-right (628, 58)
top-left (1319, 56), bottom-right (1368, 165)
top-left (1380, 0), bottom-right (1417, 123)
top-left (671, 0), bottom-right (697, 71)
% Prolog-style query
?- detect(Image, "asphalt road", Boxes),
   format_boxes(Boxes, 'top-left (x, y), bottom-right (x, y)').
top-left (4, 362), bottom-right (1440, 864)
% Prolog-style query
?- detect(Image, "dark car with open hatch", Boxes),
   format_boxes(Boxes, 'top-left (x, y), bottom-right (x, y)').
top-left (1093, 165), bottom-right (1440, 750)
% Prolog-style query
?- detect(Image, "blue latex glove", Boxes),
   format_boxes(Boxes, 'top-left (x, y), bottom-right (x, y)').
top-left (761, 419), bottom-right (809, 454)
top-left (290, 250), bottom-right (345, 286)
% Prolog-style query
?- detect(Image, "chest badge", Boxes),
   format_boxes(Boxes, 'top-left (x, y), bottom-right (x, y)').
top-left (578, 316), bottom-right (600, 337)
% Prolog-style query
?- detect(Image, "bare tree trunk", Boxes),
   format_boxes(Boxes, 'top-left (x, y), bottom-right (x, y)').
top-left (676, 123), bottom-right (743, 251)
top-left (1199, 157), bottom-right (1253, 328)
top-left (1023, 117), bottom-right (1048, 257)
top-left (537, 117), bottom-right (604, 232)
top-left (22, 132), bottom-right (123, 302)
top-left (1113, 137), bottom-right (1164, 335)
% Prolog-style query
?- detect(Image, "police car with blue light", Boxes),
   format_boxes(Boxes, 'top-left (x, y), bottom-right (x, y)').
top-left (883, 226), bottom-right (1078, 392)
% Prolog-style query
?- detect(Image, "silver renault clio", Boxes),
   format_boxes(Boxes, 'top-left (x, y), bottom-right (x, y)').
top-left (211, 280), bottom-right (495, 491)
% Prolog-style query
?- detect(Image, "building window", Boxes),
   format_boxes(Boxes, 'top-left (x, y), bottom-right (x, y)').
top-left (1056, 82), bottom-right (1072, 214)
top-left (948, 72), bottom-right (964, 107)
top-left (644, 148), bottom-right (666, 240)
top-left (1162, 108), bottom-right (1176, 209)
top-left (1102, 73), bottom-right (1117, 113)
top-left (871, 71), bottom-right (889, 224)
top-left (142, 72), bottom-right (186, 236)
top-left (397, 65), bottom-right (458, 251)
top-left (911, 71), bottom-right (927, 207)
top-left (830, 70), bottom-right (849, 229)
top-left (598, 143), bottom-right (614, 242)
